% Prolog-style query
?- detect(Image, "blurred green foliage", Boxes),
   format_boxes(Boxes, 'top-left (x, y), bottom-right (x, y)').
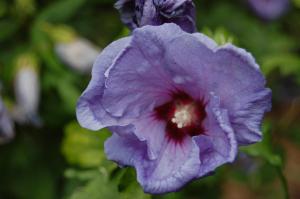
top-left (0, 0), bottom-right (300, 198)
top-left (62, 122), bottom-right (110, 168)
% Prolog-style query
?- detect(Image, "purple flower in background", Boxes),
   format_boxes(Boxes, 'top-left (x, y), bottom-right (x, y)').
top-left (55, 38), bottom-right (100, 74)
top-left (14, 64), bottom-right (41, 126)
top-left (0, 96), bottom-right (15, 144)
top-left (115, 0), bottom-right (196, 33)
top-left (76, 24), bottom-right (271, 194)
top-left (248, 0), bottom-right (289, 20)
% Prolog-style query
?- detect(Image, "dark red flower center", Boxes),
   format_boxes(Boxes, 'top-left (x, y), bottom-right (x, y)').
top-left (154, 91), bottom-right (206, 143)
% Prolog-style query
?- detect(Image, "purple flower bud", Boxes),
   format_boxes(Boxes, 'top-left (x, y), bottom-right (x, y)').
top-left (42, 23), bottom-right (100, 74)
top-left (76, 24), bottom-right (271, 194)
top-left (0, 96), bottom-right (15, 144)
top-left (14, 59), bottom-right (41, 126)
top-left (248, 0), bottom-right (289, 20)
top-left (55, 38), bottom-right (100, 74)
top-left (115, 0), bottom-right (196, 33)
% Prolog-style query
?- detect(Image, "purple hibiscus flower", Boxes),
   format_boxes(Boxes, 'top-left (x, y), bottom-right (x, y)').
top-left (248, 0), bottom-right (289, 20)
top-left (76, 23), bottom-right (271, 194)
top-left (115, 0), bottom-right (196, 33)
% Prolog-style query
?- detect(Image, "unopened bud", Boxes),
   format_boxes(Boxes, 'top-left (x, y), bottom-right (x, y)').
top-left (43, 23), bottom-right (100, 74)
top-left (55, 38), bottom-right (100, 74)
top-left (14, 53), bottom-right (41, 126)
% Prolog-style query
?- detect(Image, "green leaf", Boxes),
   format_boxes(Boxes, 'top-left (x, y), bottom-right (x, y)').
top-left (241, 122), bottom-right (289, 199)
top-left (293, 0), bottom-right (300, 8)
top-left (118, 168), bottom-right (151, 199)
top-left (65, 166), bottom-right (150, 199)
top-left (241, 122), bottom-right (282, 167)
top-left (13, 0), bottom-right (36, 17)
top-left (0, 1), bottom-right (7, 17)
top-left (115, 27), bottom-right (131, 40)
top-left (31, 22), bottom-right (63, 73)
top-left (69, 170), bottom-right (120, 199)
top-left (262, 53), bottom-right (300, 76)
top-left (0, 20), bottom-right (20, 42)
top-left (37, 0), bottom-right (86, 22)
top-left (56, 80), bottom-right (80, 113)
top-left (202, 27), bottom-right (237, 45)
top-left (62, 122), bottom-right (110, 168)
top-left (200, 3), bottom-right (296, 60)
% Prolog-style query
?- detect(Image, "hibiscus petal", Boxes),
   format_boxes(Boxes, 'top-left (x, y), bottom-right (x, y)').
top-left (230, 89), bottom-right (272, 145)
top-left (105, 131), bottom-right (148, 167)
top-left (132, 113), bottom-right (167, 160)
top-left (192, 32), bottom-right (218, 50)
top-left (102, 25), bottom-right (184, 119)
top-left (195, 93), bottom-right (237, 176)
top-left (140, 0), bottom-right (158, 26)
top-left (76, 37), bottom-right (131, 130)
top-left (108, 115), bottom-right (166, 161)
top-left (105, 130), bottom-right (200, 194)
top-left (137, 136), bottom-right (200, 194)
top-left (214, 44), bottom-right (271, 144)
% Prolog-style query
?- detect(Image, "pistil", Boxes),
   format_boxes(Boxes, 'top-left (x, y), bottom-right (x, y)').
top-left (171, 104), bottom-right (196, 129)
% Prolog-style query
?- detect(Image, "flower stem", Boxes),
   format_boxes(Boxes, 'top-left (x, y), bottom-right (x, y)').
top-left (275, 166), bottom-right (289, 199)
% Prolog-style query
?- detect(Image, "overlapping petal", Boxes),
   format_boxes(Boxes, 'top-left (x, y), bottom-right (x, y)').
top-left (132, 114), bottom-right (167, 160)
top-left (195, 93), bottom-right (237, 176)
top-left (102, 25), bottom-right (185, 119)
top-left (105, 128), bottom-right (147, 167)
top-left (76, 37), bottom-right (131, 130)
top-left (105, 129), bottom-right (200, 194)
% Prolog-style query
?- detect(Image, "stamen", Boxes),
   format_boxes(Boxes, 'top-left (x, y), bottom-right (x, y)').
top-left (171, 104), bottom-right (196, 128)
